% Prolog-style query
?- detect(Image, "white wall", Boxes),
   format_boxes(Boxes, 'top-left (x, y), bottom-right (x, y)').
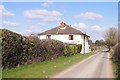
top-left (39, 34), bottom-right (83, 43)
top-left (80, 35), bottom-right (91, 53)
top-left (39, 34), bottom-right (91, 53)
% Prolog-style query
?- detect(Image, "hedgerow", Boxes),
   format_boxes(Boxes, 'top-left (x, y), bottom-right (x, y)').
top-left (112, 43), bottom-right (120, 78)
top-left (64, 44), bottom-right (82, 56)
top-left (77, 44), bottom-right (82, 53)
top-left (1, 29), bottom-right (64, 69)
top-left (64, 44), bottom-right (71, 56)
top-left (1, 29), bottom-right (82, 69)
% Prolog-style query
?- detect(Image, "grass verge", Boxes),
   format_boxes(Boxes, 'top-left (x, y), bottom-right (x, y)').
top-left (111, 59), bottom-right (120, 80)
top-left (0, 69), bottom-right (2, 79)
top-left (111, 59), bottom-right (117, 78)
top-left (110, 49), bottom-right (119, 79)
top-left (2, 53), bottom-right (95, 78)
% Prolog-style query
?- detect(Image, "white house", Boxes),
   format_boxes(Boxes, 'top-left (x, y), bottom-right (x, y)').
top-left (38, 22), bottom-right (91, 53)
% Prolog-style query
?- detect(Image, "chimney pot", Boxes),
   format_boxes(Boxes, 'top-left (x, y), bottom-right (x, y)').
top-left (60, 22), bottom-right (66, 28)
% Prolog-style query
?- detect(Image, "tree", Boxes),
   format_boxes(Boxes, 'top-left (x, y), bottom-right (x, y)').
top-left (95, 40), bottom-right (100, 45)
top-left (88, 39), bottom-right (93, 45)
top-left (99, 39), bottom-right (105, 45)
top-left (104, 27), bottom-right (118, 46)
top-left (95, 39), bottom-right (105, 46)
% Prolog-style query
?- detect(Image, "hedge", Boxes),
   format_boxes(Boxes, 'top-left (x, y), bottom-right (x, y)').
top-left (77, 44), bottom-right (82, 53)
top-left (1, 29), bottom-right (65, 69)
top-left (1, 29), bottom-right (82, 69)
top-left (2, 29), bottom-right (24, 69)
top-left (64, 44), bottom-right (82, 56)
top-left (112, 43), bottom-right (120, 78)
top-left (64, 44), bottom-right (71, 56)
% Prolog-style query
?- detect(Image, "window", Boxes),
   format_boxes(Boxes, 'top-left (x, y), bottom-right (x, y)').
top-left (69, 35), bottom-right (74, 40)
top-left (47, 35), bottom-right (51, 39)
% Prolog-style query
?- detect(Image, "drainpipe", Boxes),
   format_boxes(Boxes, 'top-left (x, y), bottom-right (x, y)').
top-left (83, 32), bottom-right (86, 54)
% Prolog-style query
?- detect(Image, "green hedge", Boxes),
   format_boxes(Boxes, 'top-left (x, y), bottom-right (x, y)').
top-left (1, 29), bottom-right (82, 69)
top-left (64, 44), bottom-right (71, 56)
top-left (2, 29), bottom-right (25, 69)
top-left (77, 44), bottom-right (82, 53)
top-left (69, 44), bottom-right (77, 55)
top-left (64, 44), bottom-right (82, 56)
top-left (1, 29), bottom-right (64, 69)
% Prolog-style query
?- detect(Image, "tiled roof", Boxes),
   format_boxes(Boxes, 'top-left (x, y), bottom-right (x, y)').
top-left (38, 22), bottom-right (90, 37)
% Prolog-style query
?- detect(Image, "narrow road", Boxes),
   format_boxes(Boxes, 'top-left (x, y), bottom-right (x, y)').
top-left (52, 51), bottom-right (114, 78)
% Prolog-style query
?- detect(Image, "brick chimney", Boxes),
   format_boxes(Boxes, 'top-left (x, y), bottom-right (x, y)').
top-left (60, 22), bottom-right (66, 28)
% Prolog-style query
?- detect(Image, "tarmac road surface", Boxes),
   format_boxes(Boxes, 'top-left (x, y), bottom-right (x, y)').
top-left (52, 51), bottom-right (114, 78)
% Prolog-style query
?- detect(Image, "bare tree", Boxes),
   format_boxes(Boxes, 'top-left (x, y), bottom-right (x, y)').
top-left (104, 27), bottom-right (118, 47)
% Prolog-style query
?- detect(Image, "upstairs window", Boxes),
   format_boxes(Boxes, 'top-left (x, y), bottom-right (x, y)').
top-left (47, 35), bottom-right (51, 39)
top-left (69, 35), bottom-right (74, 40)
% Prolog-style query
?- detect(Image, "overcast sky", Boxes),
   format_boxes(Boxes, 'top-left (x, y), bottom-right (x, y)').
top-left (0, 2), bottom-right (118, 42)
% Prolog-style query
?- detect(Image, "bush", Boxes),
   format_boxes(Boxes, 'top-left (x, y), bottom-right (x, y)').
top-left (112, 43), bottom-right (120, 78)
top-left (64, 44), bottom-right (82, 56)
top-left (77, 44), bottom-right (82, 53)
top-left (1, 29), bottom-right (64, 69)
top-left (64, 44), bottom-right (70, 56)
top-left (69, 44), bottom-right (77, 55)
top-left (36, 39), bottom-right (64, 61)
top-left (1, 29), bottom-right (82, 69)
top-left (2, 29), bottom-right (24, 69)
top-left (113, 43), bottom-right (120, 62)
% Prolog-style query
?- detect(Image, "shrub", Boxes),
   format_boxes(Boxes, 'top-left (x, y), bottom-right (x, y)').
top-left (37, 39), bottom-right (64, 61)
top-left (2, 29), bottom-right (24, 69)
top-left (77, 44), bottom-right (82, 53)
top-left (64, 44), bottom-right (82, 56)
top-left (1, 29), bottom-right (64, 69)
top-left (1, 29), bottom-right (82, 69)
top-left (64, 44), bottom-right (70, 56)
top-left (69, 44), bottom-right (77, 55)
top-left (113, 43), bottom-right (120, 62)
top-left (112, 43), bottom-right (120, 78)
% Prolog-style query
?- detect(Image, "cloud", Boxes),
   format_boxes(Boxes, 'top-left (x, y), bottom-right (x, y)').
top-left (25, 29), bottom-right (32, 33)
top-left (91, 25), bottom-right (102, 32)
top-left (41, 2), bottom-right (53, 7)
top-left (73, 22), bottom-right (106, 33)
top-left (72, 22), bottom-right (87, 29)
top-left (72, 22), bottom-right (107, 42)
top-left (2, 21), bottom-right (20, 27)
top-left (74, 12), bottom-right (103, 20)
top-left (0, 26), bottom-right (3, 29)
top-left (0, 5), bottom-right (14, 17)
top-left (23, 29), bottom-right (41, 36)
top-left (24, 22), bottom-right (43, 28)
top-left (24, 9), bottom-right (62, 22)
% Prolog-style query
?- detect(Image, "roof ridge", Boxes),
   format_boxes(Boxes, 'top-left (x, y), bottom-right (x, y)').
top-left (38, 23), bottom-right (90, 37)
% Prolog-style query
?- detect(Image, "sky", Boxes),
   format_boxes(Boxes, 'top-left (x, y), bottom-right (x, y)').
top-left (0, 2), bottom-right (118, 42)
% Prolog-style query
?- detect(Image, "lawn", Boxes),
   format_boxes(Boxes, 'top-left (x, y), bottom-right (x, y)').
top-left (2, 53), bottom-right (95, 78)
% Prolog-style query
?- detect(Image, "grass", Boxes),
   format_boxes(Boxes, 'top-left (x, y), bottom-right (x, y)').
top-left (0, 69), bottom-right (2, 79)
top-left (110, 49), bottom-right (118, 78)
top-left (2, 53), bottom-right (95, 78)
top-left (110, 49), bottom-right (117, 78)
top-left (111, 59), bottom-right (117, 77)
top-left (110, 49), bottom-right (119, 79)
top-left (111, 56), bottom-right (120, 79)
top-left (111, 59), bottom-right (120, 80)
